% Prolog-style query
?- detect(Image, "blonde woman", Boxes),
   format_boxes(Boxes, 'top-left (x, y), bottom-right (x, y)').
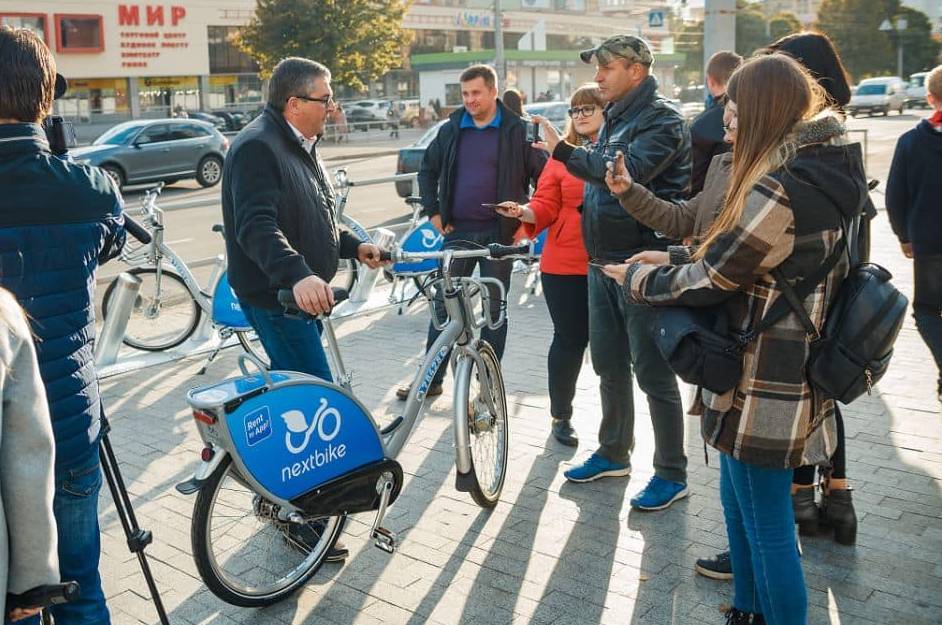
top-left (604, 54), bottom-right (868, 624)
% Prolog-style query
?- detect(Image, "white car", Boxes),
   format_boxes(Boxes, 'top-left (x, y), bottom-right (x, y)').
top-left (906, 72), bottom-right (929, 108)
top-left (847, 77), bottom-right (908, 116)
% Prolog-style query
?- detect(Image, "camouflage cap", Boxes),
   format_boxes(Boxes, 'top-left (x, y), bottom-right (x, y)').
top-left (579, 35), bottom-right (654, 66)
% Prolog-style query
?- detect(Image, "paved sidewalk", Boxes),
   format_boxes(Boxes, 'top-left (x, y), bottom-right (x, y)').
top-left (96, 203), bottom-right (941, 625)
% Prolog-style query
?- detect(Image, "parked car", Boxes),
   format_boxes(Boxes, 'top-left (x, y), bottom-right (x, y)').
top-left (187, 111), bottom-right (228, 131)
top-left (72, 119), bottom-right (229, 191)
top-left (395, 119), bottom-right (446, 197)
top-left (847, 77), bottom-right (908, 116)
top-left (211, 110), bottom-right (248, 131)
top-left (347, 99), bottom-right (394, 130)
top-left (906, 72), bottom-right (930, 108)
top-left (522, 101), bottom-right (569, 130)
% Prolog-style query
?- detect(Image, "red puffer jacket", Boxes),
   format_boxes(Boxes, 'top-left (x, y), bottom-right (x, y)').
top-left (521, 157), bottom-right (589, 275)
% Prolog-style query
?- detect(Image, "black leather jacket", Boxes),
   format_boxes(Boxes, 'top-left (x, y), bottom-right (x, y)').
top-left (553, 76), bottom-right (691, 260)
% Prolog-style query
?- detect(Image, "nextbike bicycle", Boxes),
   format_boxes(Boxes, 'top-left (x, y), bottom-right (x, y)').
top-left (177, 240), bottom-right (534, 607)
top-left (101, 183), bottom-right (268, 365)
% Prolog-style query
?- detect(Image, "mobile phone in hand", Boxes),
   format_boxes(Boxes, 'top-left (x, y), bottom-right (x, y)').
top-left (588, 257), bottom-right (612, 269)
top-left (526, 120), bottom-right (543, 143)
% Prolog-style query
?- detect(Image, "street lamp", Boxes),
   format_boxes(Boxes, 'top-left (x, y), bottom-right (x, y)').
top-left (879, 17), bottom-right (908, 78)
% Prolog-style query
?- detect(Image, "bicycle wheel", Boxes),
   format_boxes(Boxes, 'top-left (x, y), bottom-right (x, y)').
top-left (331, 258), bottom-right (358, 293)
top-left (459, 341), bottom-right (509, 508)
top-left (236, 329), bottom-right (270, 369)
top-left (191, 455), bottom-right (345, 607)
top-left (101, 267), bottom-right (201, 351)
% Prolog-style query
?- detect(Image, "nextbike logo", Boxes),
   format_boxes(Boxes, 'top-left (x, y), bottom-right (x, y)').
top-left (280, 397), bottom-right (347, 482)
top-left (421, 229), bottom-right (443, 249)
top-left (417, 345), bottom-right (449, 397)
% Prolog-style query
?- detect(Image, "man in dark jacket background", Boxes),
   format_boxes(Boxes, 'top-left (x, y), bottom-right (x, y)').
top-left (396, 64), bottom-right (547, 400)
top-left (222, 57), bottom-right (385, 381)
top-left (887, 64), bottom-right (942, 404)
top-left (688, 51), bottom-right (741, 196)
top-left (541, 35), bottom-right (691, 511)
top-left (0, 26), bottom-right (125, 624)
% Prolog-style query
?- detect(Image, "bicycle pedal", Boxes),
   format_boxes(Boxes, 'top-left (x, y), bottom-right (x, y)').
top-left (372, 526), bottom-right (397, 553)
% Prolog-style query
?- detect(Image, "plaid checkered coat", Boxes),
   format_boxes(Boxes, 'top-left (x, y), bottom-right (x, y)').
top-left (625, 139), bottom-right (870, 468)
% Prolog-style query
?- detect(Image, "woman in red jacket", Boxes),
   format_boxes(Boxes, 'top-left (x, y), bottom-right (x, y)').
top-left (496, 84), bottom-right (604, 446)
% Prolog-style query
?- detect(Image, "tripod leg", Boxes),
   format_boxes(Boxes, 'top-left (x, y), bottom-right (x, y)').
top-left (99, 428), bottom-right (171, 625)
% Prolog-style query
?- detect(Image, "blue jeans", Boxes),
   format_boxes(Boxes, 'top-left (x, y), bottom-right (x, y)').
top-left (241, 302), bottom-right (333, 381)
top-left (587, 267), bottom-right (686, 480)
top-left (49, 456), bottom-right (111, 625)
top-left (720, 453), bottom-right (807, 624)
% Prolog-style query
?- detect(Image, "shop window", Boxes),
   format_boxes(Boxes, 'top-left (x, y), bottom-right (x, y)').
top-left (55, 14), bottom-right (104, 53)
top-left (0, 13), bottom-right (48, 43)
top-left (208, 26), bottom-right (258, 74)
top-left (445, 83), bottom-right (462, 107)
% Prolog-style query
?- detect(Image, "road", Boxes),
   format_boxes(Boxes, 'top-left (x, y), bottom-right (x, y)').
top-left (100, 108), bottom-right (925, 284)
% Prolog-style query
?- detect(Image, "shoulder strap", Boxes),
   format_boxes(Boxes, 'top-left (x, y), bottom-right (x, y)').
top-left (738, 231), bottom-right (846, 346)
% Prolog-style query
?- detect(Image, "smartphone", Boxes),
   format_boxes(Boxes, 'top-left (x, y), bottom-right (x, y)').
top-left (588, 257), bottom-right (613, 269)
top-left (481, 203), bottom-right (502, 208)
top-left (526, 120), bottom-right (543, 143)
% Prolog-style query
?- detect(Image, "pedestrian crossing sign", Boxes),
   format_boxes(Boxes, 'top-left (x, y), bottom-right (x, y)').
top-left (648, 10), bottom-right (665, 28)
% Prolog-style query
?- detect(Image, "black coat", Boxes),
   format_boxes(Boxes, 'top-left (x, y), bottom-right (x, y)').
top-left (418, 100), bottom-right (547, 243)
top-left (222, 107), bottom-right (361, 309)
top-left (689, 99), bottom-right (730, 197)
top-left (554, 76), bottom-right (691, 260)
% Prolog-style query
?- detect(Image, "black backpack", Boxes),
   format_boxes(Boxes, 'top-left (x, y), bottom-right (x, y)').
top-left (774, 218), bottom-right (908, 404)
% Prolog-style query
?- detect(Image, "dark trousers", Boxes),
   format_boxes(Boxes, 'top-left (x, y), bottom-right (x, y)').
top-left (588, 267), bottom-right (687, 482)
top-left (426, 230), bottom-right (513, 385)
top-left (241, 302), bottom-right (333, 382)
top-left (913, 254), bottom-right (942, 380)
top-left (541, 273), bottom-right (589, 420)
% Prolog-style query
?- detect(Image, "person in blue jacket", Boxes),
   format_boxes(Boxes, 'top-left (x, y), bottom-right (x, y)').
top-left (0, 27), bottom-right (126, 625)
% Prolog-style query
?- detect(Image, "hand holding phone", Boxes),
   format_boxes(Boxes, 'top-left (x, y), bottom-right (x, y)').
top-left (525, 120), bottom-right (543, 144)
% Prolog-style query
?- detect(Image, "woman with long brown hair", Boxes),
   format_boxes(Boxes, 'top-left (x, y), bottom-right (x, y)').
top-left (494, 84), bottom-right (603, 446)
top-left (604, 54), bottom-right (869, 624)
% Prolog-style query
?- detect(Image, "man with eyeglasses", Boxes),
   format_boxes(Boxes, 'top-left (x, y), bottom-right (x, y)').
top-left (539, 35), bottom-right (692, 511)
top-left (222, 57), bottom-right (387, 562)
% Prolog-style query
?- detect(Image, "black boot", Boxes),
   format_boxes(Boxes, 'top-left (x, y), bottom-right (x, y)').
top-left (725, 607), bottom-right (766, 624)
top-left (551, 418), bottom-right (578, 447)
top-left (792, 487), bottom-right (820, 535)
top-left (821, 488), bottom-right (857, 545)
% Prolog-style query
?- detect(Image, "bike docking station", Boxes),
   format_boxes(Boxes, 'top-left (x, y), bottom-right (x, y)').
top-left (95, 271), bottom-right (172, 625)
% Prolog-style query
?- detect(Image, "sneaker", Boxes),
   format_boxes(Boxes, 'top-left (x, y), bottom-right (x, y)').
top-left (694, 550), bottom-right (733, 581)
top-left (395, 382), bottom-right (443, 401)
top-left (725, 607), bottom-right (765, 624)
top-left (563, 453), bottom-right (630, 483)
top-left (630, 475), bottom-right (689, 511)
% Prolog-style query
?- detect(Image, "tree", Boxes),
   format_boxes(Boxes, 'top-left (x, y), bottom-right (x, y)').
top-left (815, 0), bottom-right (939, 80)
top-left (238, 0), bottom-right (413, 91)
top-left (735, 1), bottom-right (801, 56)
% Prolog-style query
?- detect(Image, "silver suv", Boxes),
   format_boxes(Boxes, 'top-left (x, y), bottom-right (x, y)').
top-left (72, 118), bottom-right (229, 190)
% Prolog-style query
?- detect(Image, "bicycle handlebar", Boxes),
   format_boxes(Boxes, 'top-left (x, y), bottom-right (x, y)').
top-left (7, 582), bottom-right (80, 610)
top-left (277, 287), bottom-right (350, 318)
top-left (384, 240), bottom-right (533, 264)
top-left (124, 214), bottom-right (152, 245)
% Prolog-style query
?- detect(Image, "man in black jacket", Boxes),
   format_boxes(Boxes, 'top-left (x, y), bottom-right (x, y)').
top-left (541, 36), bottom-right (690, 511)
top-left (395, 64), bottom-right (547, 400)
top-left (223, 57), bottom-right (385, 381)
top-left (689, 50), bottom-right (741, 195)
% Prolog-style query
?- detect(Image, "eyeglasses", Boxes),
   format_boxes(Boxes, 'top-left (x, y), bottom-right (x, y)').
top-left (290, 94), bottom-right (336, 108)
top-left (568, 105), bottom-right (598, 118)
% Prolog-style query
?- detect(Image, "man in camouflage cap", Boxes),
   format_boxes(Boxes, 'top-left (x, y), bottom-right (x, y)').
top-left (578, 34), bottom-right (654, 67)
top-left (538, 34), bottom-right (691, 511)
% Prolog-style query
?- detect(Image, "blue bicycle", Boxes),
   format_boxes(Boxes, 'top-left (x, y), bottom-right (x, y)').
top-left (178, 240), bottom-right (533, 607)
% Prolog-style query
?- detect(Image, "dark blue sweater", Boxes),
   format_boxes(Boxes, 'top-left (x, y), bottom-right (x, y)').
top-left (451, 126), bottom-right (500, 231)
top-left (886, 118), bottom-right (942, 256)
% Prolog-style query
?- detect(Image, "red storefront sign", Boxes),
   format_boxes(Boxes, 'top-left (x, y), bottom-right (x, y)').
top-left (116, 4), bottom-right (189, 69)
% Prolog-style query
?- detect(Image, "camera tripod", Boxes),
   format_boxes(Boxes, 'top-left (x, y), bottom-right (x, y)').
top-left (99, 416), bottom-right (171, 625)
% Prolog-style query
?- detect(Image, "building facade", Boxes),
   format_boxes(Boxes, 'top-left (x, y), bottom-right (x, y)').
top-left (0, 0), bottom-right (683, 126)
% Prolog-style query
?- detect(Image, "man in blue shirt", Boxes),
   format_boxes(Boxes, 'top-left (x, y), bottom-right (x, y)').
top-left (396, 65), bottom-right (547, 400)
